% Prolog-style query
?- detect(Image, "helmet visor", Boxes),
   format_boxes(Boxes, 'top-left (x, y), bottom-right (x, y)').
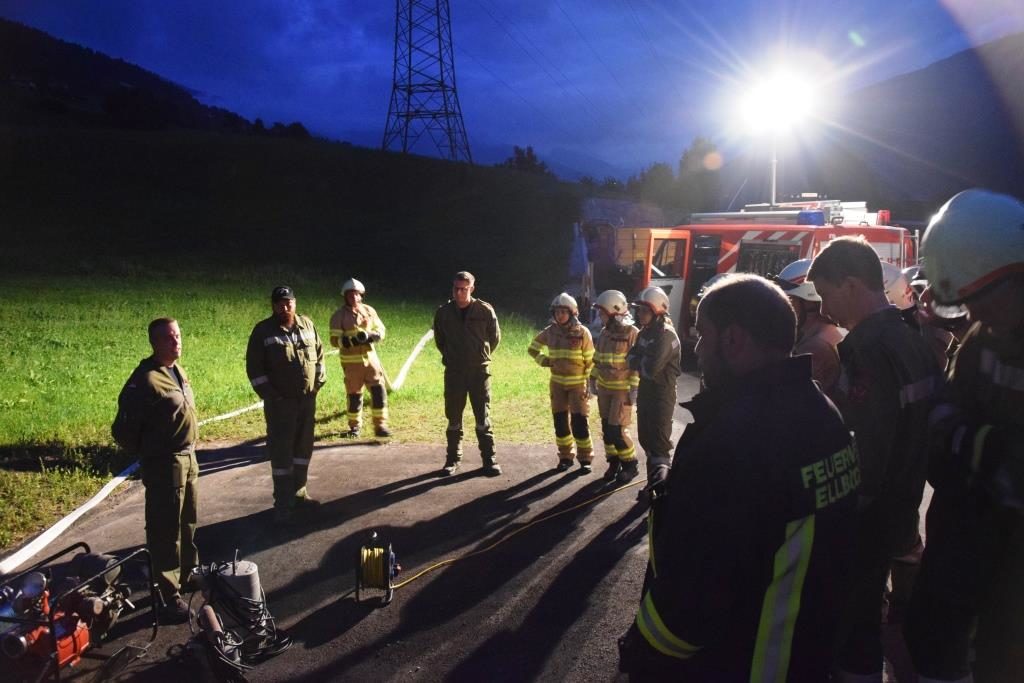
top-left (919, 287), bottom-right (968, 321)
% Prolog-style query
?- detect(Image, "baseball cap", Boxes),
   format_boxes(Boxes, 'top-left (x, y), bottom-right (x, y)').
top-left (271, 285), bottom-right (295, 301)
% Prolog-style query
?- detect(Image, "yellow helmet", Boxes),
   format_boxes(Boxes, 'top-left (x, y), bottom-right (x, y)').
top-left (922, 189), bottom-right (1024, 304)
top-left (550, 292), bottom-right (579, 316)
top-left (633, 286), bottom-right (670, 316)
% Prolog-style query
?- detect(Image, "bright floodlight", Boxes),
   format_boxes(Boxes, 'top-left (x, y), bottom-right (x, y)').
top-left (738, 70), bottom-right (813, 135)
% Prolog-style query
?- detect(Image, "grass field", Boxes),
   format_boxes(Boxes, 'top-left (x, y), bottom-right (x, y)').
top-left (0, 271), bottom-right (584, 549)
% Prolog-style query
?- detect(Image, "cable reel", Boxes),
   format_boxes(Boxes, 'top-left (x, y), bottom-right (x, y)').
top-left (355, 532), bottom-right (400, 606)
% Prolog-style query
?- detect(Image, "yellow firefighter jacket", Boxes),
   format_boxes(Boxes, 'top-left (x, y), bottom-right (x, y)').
top-left (592, 321), bottom-right (640, 392)
top-left (329, 303), bottom-right (386, 368)
top-left (529, 320), bottom-right (595, 388)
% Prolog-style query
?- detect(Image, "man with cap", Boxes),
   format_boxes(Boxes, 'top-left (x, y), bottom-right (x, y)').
top-left (246, 286), bottom-right (326, 523)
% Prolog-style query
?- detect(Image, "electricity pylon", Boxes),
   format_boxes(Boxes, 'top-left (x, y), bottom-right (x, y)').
top-left (382, 0), bottom-right (473, 163)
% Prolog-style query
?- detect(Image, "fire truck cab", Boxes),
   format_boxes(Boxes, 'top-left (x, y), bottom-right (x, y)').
top-left (578, 199), bottom-right (916, 346)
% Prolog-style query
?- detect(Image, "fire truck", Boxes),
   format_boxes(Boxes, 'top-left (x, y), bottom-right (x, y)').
top-left (576, 197), bottom-right (917, 345)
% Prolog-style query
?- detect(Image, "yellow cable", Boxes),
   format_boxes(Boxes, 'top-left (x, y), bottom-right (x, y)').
top-left (360, 545), bottom-right (388, 589)
top-left (391, 479), bottom-right (644, 589)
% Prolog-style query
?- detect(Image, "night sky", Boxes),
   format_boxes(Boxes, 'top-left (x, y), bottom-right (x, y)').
top-left (2, 0), bottom-right (1022, 176)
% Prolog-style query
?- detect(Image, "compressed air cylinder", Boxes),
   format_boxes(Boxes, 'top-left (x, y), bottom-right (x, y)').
top-left (219, 560), bottom-right (262, 602)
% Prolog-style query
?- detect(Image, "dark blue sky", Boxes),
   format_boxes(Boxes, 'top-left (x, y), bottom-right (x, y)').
top-left (2, 1), bottom-right (1022, 176)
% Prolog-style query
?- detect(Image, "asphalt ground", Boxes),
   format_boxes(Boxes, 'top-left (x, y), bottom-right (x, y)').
top-left (1, 372), bottom-right (701, 683)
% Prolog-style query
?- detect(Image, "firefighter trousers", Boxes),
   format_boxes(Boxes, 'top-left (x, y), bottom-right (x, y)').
top-left (142, 450), bottom-right (199, 600)
top-left (550, 382), bottom-right (592, 462)
top-left (443, 366), bottom-right (496, 465)
top-left (598, 389), bottom-right (636, 463)
top-left (905, 487), bottom-right (1024, 681)
top-left (343, 360), bottom-right (387, 429)
top-left (636, 383), bottom-right (675, 470)
top-left (264, 393), bottom-right (317, 508)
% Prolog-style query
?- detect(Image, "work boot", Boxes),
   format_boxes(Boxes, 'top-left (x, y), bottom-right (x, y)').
top-left (374, 426), bottom-right (392, 438)
top-left (603, 460), bottom-right (621, 481)
top-left (556, 459), bottom-right (573, 472)
top-left (578, 461), bottom-right (593, 475)
top-left (294, 496), bottom-right (321, 514)
top-left (160, 593), bottom-right (191, 624)
top-left (616, 460), bottom-right (639, 483)
top-left (273, 506), bottom-right (294, 525)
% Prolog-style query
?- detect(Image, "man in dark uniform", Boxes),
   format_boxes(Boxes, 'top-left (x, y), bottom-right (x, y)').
top-left (112, 317), bottom-right (198, 623)
top-left (432, 271), bottom-right (502, 476)
top-left (246, 286), bottom-right (326, 523)
top-left (807, 237), bottom-right (941, 681)
top-left (904, 189), bottom-right (1024, 683)
top-left (618, 275), bottom-right (859, 681)
top-left (627, 286), bottom-right (681, 492)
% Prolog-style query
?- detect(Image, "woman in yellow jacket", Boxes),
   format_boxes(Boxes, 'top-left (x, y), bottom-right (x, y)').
top-left (529, 293), bottom-right (595, 473)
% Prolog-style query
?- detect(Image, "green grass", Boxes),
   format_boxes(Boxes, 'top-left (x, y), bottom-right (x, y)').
top-left (0, 272), bottom-right (586, 550)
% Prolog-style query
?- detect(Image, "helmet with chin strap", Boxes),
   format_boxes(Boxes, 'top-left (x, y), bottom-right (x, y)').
top-left (922, 188), bottom-right (1024, 305)
top-left (772, 259), bottom-right (820, 303)
top-left (550, 292), bottom-right (579, 317)
top-left (633, 286), bottom-right (670, 316)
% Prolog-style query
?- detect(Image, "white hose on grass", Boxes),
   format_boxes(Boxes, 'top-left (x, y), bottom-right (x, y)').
top-left (0, 330), bottom-right (435, 575)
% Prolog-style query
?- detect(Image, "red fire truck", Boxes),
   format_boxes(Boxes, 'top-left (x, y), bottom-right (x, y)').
top-left (578, 198), bottom-right (917, 344)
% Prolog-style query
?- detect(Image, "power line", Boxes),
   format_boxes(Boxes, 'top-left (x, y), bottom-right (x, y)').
top-left (624, 0), bottom-right (685, 102)
top-left (469, 0), bottom-right (608, 130)
top-left (552, 0), bottom-right (647, 117)
top-left (459, 46), bottom-right (577, 141)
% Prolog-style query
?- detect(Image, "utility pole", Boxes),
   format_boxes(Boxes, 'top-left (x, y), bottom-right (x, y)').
top-left (382, 0), bottom-right (473, 163)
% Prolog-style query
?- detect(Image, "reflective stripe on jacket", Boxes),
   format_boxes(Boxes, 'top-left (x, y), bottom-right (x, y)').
top-left (246, 314), bottom-right (326, 400)
top-left (529, 320), bottom-right (595, 387)
top-left (834, 306), bottom-right (940, 553)
top-left (592, 321), bottom-right (639, 391)
top-left (637, 355), bottom-right (858, 681)
top-left (329, 304), bottom-right (386, 367)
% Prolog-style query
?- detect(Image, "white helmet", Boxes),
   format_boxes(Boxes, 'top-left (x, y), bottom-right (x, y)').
top-left (922, 189), bottom-right (1024, 304)
top-left (341, 278), bottom-right (366, 295)
top-left (550, 292), bottom-right (579, 316)
top-left (634, 286), bottom-right (670, 316)
top-left (880, 262), bottom-right (914, 310)
top-left (773, 259), bottom-right (820, 302)
top-left (594, 290), bottom-right (629, 317)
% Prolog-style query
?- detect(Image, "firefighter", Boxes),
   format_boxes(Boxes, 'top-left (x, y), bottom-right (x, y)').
top-left (433, 271), bottom-right (502, 476)
top-left (246, 286), bottom-right (326, 524)
top-left (112, 318), bottom-right (198, 623)
top-left (626, 286), bottom-right (681, 495)
top-left (589, 290), bottom-right (640, 482)
top-left (773, 258), bottom-right (844, 395)
top-left (904, 189), bottom-right (1024, 683)
top-left (618, 275), bottom-right (859, 681)
top-left (806, 238), bottom-right (941, 682)
top-left (329, 278), bottom-right (390, 438)
top-left (529, 293), bottom-right (596, 473)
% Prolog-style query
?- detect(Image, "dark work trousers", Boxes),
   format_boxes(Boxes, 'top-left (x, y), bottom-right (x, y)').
top-left (143, 450), bottom-right (199, 600)
top-left (264, 393), bottom-right (317, 508)
top-left (636, 382), bottom-right (675, 470)
top-left (443, 365), bottom-right (496, 464)
top-left (835, 508), bottom-right (893, 675)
